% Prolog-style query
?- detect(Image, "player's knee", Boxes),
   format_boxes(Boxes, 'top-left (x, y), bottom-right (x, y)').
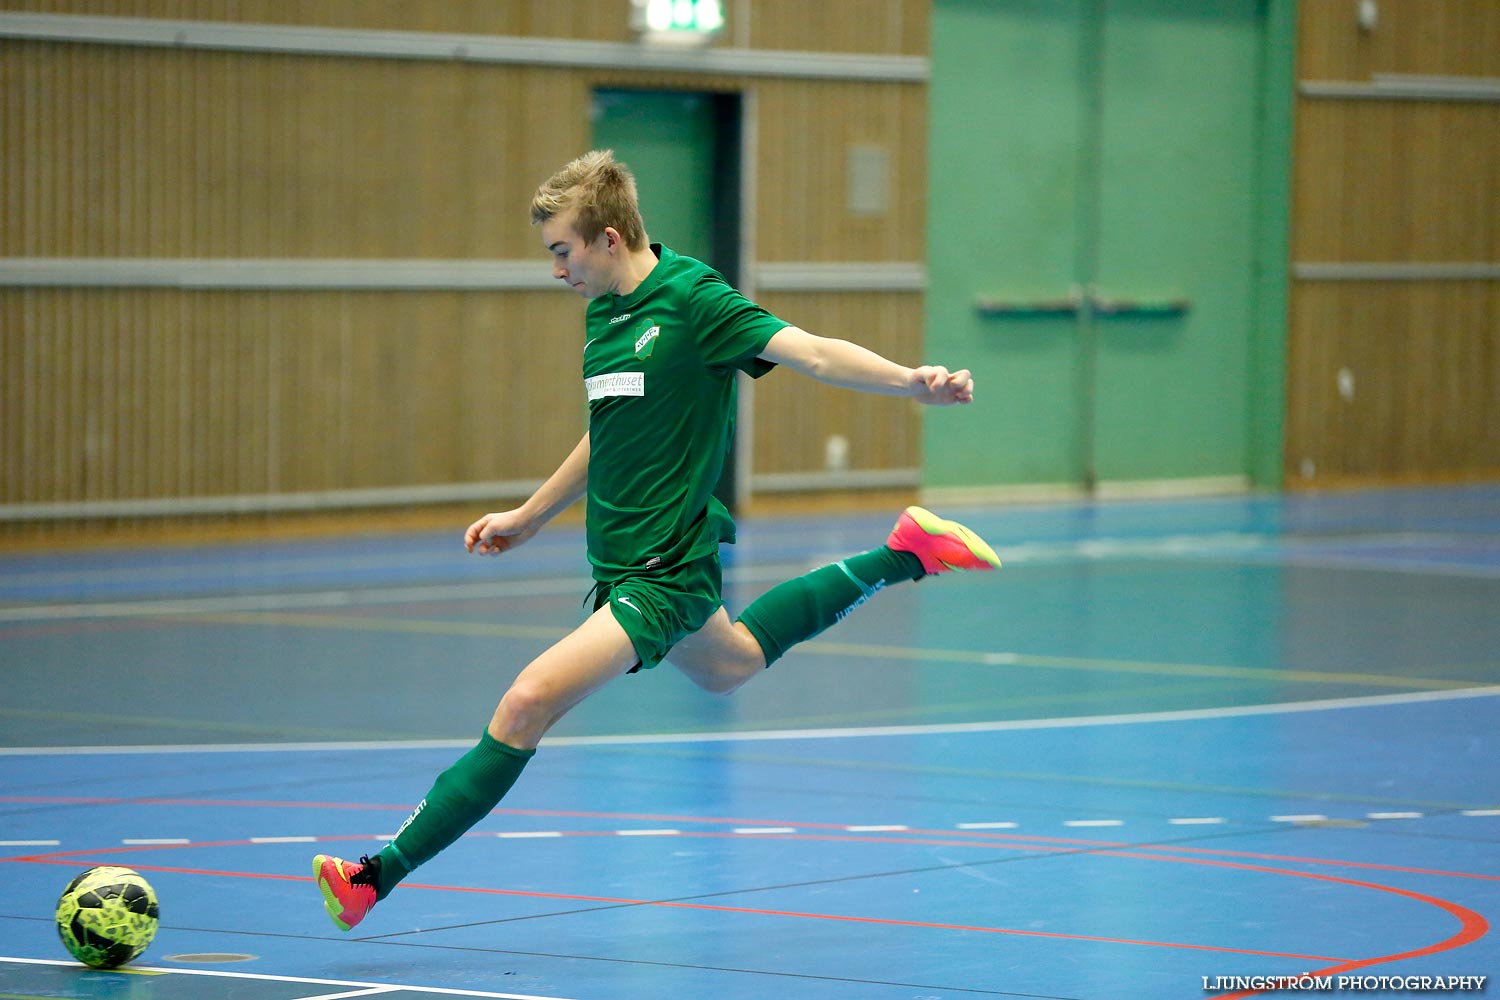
top-left (697, 655), bottom-right (762, 695)
top-left (698, 666), bottom-right (748, 695)
top-left (492, 681), bottom-right (555, 736)
top-left (697, 674), bottom-right (742, 696)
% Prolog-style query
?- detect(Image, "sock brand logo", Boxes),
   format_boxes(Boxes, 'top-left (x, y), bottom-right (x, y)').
top-left (835, 576), bottom-right (886, 622)
top-left (394, 798), bottom-right (427, 840)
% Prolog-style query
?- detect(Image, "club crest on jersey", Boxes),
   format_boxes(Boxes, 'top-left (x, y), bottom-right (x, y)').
top-left (634, 321), bottom-right (660, 359)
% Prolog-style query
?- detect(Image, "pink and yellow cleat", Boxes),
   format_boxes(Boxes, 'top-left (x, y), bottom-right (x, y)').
top-left (887, 506), bottom-right (1001, 575)
top-left (313, 854), bottom-right (377, 931)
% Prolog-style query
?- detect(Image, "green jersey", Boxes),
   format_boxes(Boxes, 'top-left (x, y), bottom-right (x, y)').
top-left (582, 244), bottom-right (786, 582)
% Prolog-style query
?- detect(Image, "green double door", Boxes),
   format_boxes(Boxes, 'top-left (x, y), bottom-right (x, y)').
top-left (927, 0), bottom-right (1280, 491)
top-left (591, 88), bottom-right (739, 278)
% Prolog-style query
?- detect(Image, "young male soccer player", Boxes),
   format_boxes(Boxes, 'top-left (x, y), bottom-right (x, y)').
top-left (313, 150), bottom-right (1000, 930)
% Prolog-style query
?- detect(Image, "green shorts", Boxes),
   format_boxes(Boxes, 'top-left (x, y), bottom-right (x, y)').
top-left (590, 551), bottom-right (725, 672)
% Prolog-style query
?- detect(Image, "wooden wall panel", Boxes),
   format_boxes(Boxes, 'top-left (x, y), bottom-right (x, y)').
top-left (1285, 1), bottom-right (1500, 487)
top-left (0, 42), bottom-right (928, 262)
top-left (1292, 100), bottom-right (1500, 263)
top-left (1, 6), bottom-right (930, 516)
top-left (7, 0), bottom-right (930, 53)
top-left (747, 0), bottom-right (928, 55)
top-left (3, 1), bottom-right (640, 44)
top-left (751, 292), bottom-right (923, 477)
top-left (1286, 282), bottom-right (1499, 481)
top-left (8, 0), bottom-right (924, 53)
top-left (1295, 0), bottom-right (1500, 81)
top-left (754, 78), bottom-right (927, 262)
top-left (0, 289), bottom-right (588, 503)
top-left (0, 41), bottom-right (589, 257)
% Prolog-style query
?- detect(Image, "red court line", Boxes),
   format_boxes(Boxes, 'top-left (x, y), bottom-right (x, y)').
top-left (7, 853), bottom-right (1345, 963)
top-left (1095, 850), bottom-right (1490, 1000)
top-left (1165, 858), bottom-right (1489, 999)
top-left (0, 796), bottom-right (1129, 840)
top-left (429, 880), bottom-right (1346, 963)
top-left (5, 809), bottom-right (1488, 986)
top-left (1115, 843), bottom-right (1498, 882)
top-left (10, 830), bottom-right (1488, 970)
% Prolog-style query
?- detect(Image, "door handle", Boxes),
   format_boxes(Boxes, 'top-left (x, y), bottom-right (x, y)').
top-left (1087, 286), bottom-right (1190, 318)
top-left (976, 285), bottom-right (1189, 318)
top-left (975, 284), bottom-right (1084, 317)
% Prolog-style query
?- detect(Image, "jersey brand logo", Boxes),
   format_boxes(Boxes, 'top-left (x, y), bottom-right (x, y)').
top-left (585, 371), bottom-right (645, 401)
top-left (608, 312), bottom-right (633, 325)
top-left (634, 324), bottom-right (660, 359)
top-left (617, 595), bottom-right (644, 617)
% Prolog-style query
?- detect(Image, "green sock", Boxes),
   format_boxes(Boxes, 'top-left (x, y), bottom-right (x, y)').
top-left (374, 731), bottom-right (534, 899)
top-left (736, 545), bottom-right (923, 667)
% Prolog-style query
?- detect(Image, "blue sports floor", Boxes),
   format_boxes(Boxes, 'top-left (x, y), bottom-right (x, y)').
top-left (1, 486), bottom-right (1497, 999)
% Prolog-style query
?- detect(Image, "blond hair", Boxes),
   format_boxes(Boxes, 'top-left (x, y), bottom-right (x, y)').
top-left (530, 149), bottom-right (648, 251)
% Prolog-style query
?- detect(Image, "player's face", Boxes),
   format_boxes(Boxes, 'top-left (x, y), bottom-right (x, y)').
top-left (541, 210), bottom-right (614, 299)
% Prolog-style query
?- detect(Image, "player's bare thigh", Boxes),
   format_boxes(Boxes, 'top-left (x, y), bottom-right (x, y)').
top-left (490, 604), bottom-right (640, 747)
top-left (667, 607), bottom-right (766, 694)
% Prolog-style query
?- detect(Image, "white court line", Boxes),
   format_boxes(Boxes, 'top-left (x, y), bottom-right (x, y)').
top-left (291, 989), bottom-right (396, 1000)
top-left (496, 831), bottom-right (563, 839)
top-left (1270, 550), bottom-right (1500, 580)
top-left (0, 956), bottom-right (576, 999)
top-left (734, 827), bottom-right (797, 834)
top-left (4, 684), bottom-right (1495, 756)
top-left (13, 811), bottom-right (1480, 851)
top-left (614, 829), bottom-right (679, 836)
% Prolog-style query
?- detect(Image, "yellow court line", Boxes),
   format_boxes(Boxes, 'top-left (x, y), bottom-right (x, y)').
top-left (0, 705), bottom-right (399, 742)
top-left (801, 640), bottom-right (1481, 691)
top-left (170, 611), bottom-right (1480, 692)
top-left (173, 611), bottom-right (570, 642)
top-left (717, 681), bottom-right (1229, 731)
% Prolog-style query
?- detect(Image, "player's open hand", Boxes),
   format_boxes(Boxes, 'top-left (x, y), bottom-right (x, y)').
top-left (464, 510), bottom-right (540, 556)
top-left (912, 365), bottom-right (974, 406)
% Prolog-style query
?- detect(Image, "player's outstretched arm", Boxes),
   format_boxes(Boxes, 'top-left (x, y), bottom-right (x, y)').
top-left (759, 326), bottom-right (973, 406)
top-left (465, 432), bottom-right (590, 555)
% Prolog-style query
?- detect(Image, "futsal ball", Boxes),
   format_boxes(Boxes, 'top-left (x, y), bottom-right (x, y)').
top-left (55, 866), bottom-right (160, 969)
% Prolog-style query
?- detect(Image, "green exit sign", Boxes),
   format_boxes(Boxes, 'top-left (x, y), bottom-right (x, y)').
top-left (631, 0), bottom-right (726, 41)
